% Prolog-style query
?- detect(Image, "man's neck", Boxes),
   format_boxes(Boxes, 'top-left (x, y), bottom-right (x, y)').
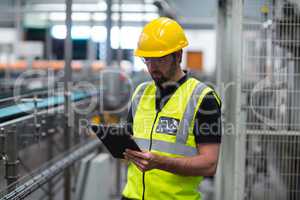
top-left (160, 70), bottom-right (185, 88)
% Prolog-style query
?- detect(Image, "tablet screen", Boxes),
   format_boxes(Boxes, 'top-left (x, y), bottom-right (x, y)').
top-left (89, 124), bottom-right (141, 159)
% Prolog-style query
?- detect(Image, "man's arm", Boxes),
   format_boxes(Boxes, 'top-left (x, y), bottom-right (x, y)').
top-left (157, 143), bottom-right (220, 176)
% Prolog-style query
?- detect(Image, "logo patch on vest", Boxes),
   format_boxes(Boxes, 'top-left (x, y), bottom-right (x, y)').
top-left (156, 117), bottom-right (180, 135)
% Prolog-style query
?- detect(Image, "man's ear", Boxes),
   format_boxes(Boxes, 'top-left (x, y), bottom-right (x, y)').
top-left (172, 50), bottom-right (183, 65)
top-left (177, 50), bottom-right (183, 64)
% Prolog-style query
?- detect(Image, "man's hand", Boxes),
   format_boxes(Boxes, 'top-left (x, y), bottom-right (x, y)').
top-left (123, 149), bottom-right (160, 172)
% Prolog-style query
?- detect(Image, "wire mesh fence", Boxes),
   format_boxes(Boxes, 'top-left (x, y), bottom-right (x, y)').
top-left (217, 0), bottom-right (300, 200)
top-left (242, 1), bottom-right (300, 200)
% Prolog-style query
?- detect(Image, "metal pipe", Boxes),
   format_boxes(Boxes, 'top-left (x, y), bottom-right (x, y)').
top-left (0, 140), bottom-right (100, 200)
top-left (64, 0), bottom-right (73, 199)
top-left (46, 13), bottom-right (53, 60)
top-left (115, 1), bottom-right (123, 195)
top-left (5, 126), bottom-right (19, 191)
top-left (47, 115), bottom-right (55, 200)
top-left (0, 128), bottom-right (5, 159)
top-left (215, 1), bottom-right (226, 200)
top-left (39, 174), bottom-right (64, 200)
top-left (14, 0), bottom-right (22, 59)
top-left (117, 0), bottom-right (123, 66)
top-left (4, 45), bottom-right (11, 93)
top-left (231, 0), bottom-right (245, 200)
top-left (105, 0), bottom-right (113, 66)
top-left (87, 14), bottom-right (96, 78)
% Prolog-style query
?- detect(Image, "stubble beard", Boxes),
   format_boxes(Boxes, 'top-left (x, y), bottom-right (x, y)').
top-left (151, 63), bottom-right (178, 86)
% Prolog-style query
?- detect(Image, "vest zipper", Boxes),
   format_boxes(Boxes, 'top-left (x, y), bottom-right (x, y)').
top-left (142, 110), bottom-right (160, 200)
top-left (149, 111), bottom-right (159, 151)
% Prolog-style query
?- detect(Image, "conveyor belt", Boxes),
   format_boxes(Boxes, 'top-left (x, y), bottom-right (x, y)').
top-left (0, 91), bottom-right (98, 123)
top-left (0, 87), bottom-right (48, 100)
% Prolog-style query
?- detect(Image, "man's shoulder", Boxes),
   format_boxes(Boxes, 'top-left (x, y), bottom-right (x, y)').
top-left (135, 81), bottom-right (153, 92)
top-left (132, 81), bottom-right (153, 99)
top-left (188, 79), bottom-right (221, 108)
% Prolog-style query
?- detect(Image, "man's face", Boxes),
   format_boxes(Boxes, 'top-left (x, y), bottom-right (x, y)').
top-left (143, 54), bottom-right (176, 85)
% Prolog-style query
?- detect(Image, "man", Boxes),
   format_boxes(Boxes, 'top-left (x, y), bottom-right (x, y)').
top-left (122, 17), bottom-right (221, 200)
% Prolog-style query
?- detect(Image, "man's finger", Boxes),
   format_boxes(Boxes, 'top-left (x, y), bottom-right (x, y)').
top-left (125, 153), bottom-right (145, 166)
top-left (134, 161), bottom-right (147, 172)
top-left (126, 149), bottom-right (149, 159)
top-left (129, 158), bottom-right (147, 172)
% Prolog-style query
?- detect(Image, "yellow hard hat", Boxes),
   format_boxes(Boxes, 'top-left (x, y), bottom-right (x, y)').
top-left (134, 17), bottom-right (188, 58)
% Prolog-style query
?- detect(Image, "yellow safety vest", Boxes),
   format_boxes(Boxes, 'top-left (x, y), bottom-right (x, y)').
top-left (122, 77), bottom-right (221, 200)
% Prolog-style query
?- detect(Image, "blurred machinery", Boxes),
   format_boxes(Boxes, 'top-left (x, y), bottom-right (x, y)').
top-left (0, 34), bottom-right (137, 197)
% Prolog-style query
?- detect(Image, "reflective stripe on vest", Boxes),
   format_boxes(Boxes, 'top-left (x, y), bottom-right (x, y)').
top-left (131, 82), bottom-right (150, 119)
top-left (176, 82), bottom-right (207, 144)
top-left (135, 138), bottom-right (198, 157)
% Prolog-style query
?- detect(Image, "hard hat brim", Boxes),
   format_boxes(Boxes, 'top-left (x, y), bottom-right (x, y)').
top-left (134, 42), bottom-right (188, 58)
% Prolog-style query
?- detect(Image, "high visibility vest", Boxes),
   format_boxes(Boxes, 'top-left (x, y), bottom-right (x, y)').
top-left (122, 77), bottom-right (221, 200)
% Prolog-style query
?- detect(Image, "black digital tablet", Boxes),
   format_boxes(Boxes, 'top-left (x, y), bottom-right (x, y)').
top-left (89, 124), bottom-right (141, 159)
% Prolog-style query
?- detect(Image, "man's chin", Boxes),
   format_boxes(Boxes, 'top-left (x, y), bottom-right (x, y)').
top-left (151, 75), bottom-right (167, 86)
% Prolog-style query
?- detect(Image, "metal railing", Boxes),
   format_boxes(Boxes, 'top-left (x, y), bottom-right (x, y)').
top-left (0, 139), bottom-right (100, 200)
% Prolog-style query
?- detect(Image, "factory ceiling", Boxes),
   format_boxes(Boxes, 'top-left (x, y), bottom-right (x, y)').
top-left (0, 0), bottom-right (217, 29)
